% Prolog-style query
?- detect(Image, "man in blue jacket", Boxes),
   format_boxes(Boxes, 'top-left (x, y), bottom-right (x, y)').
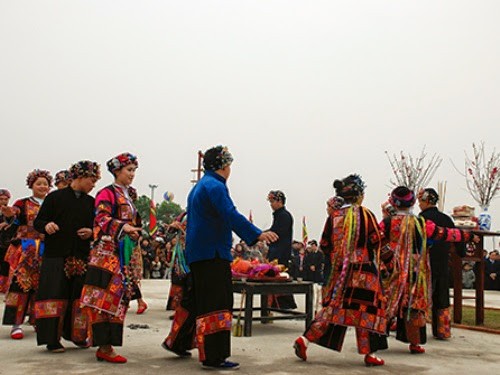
top-left (186, 145), bottom-right (278, 370)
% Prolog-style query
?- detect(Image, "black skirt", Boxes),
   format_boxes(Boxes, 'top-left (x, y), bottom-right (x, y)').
top-left (35, 257), bottom-right (87, 346)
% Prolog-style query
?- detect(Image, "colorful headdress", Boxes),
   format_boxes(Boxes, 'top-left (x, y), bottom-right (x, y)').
top-left (26, 169), bottom-right (53, 188)
top-left (389, 186), bottom-right (416, 208)
top-left (0, 189), bottom-right (11, 198)
top-left (202, 146), bottom-right (233, 171)
top-left (333, 174), bottom-right (366, 200)
top-left (418, 187), bottom-right (439, 205)
top-left (55, 170), bottom-right (71, 185)
top-left (106, 153), bottom-right (138, 175)
top-left (69, 161), bottom-right (101, 180)
top-left (267, 190), bottom-right (286, 204)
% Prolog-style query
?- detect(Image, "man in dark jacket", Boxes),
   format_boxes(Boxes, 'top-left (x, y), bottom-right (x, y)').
top-left (267, 190), bottom-right (296, 309)
top-left (33, 161), bottom-right (100, 352)
top-left (418, 188), bottom-right (456, 340)
top-left (485, 250), bottom-right (500, 290)
top-left (304, 240), bottom-right (324, 284)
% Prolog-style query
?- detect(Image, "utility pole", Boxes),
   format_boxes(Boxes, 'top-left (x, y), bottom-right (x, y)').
top-left (190, 150), bottom-right (204, 185)
top-left (148, 184), bottom-right (158, 202)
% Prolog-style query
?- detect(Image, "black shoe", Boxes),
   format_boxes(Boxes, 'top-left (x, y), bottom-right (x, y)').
top-left (73, 340), bottom-right (90, 348)
top-left (46, 342), bottom-right (65, 353)
top-left (202, 360), bottom-right (240, 370)
top-left (161, 341), bottom-right (192, 357)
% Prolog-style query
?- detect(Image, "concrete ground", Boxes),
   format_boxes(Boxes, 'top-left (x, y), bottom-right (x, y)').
top-left (1, 280), bottom-right (499, 375)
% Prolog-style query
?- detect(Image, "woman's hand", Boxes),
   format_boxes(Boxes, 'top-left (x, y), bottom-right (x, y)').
top-left (123, 223), bottom-right (142, 240)
top-left (45, 222), bottom-right (60, 235)
top-left (0, 206), bottom-right (18, 218)
top-left (258, 231), bottom-right (279, 244)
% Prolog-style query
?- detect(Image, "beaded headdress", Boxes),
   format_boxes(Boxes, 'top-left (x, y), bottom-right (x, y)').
top-left (26, 169), bottom-right (53, 188)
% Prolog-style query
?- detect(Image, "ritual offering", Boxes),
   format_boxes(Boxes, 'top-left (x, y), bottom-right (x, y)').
top-left (231, 258), bottom-right (291, 282)
top-left (452, 205), bottom-right (477, 228)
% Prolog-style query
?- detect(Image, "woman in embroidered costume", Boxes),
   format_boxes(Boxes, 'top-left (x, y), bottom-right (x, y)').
top-left (0, 189), bottom-right (18, 293)
top-left (54, 170), bottom-right (72, 190)
top-left (33, 161), bottom-right (101, 353)
top-left (182, 145), bottom-right (278, 370)
top-left (161, 211), bottom-right (196, 358)
top-left (294, 174), bottom-right (388, 367)
top-left (165, 212), bottom-right (188, 315)
top-left (379, 186), bottom-right (479, 354)
top-left (1, 169), bottom-right (53, 340)
top-left (80, 153), bottom-right (143, 363)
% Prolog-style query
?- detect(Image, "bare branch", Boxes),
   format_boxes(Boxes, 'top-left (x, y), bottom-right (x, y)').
top-left (461, 142), bottom-right (500, 208)
top-left (385, 146), bottom-right (442, 191)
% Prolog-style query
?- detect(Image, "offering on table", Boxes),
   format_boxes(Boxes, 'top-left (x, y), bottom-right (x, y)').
top-left (231, 258), bottom-right (290, 281)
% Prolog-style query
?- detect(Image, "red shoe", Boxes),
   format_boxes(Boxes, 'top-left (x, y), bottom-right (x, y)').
top-left (137, 302), bottom-right (148, 315)
top-left (96, 350), bottom-right (127, 363)
top-left (364, 354), bottom-right (385, 366)
top-left (10, 328), bottom-right (24, 340)
top-left (409, 344), bottom-right (425, 354)
top-left (293, 336), bottom-right (308, 361)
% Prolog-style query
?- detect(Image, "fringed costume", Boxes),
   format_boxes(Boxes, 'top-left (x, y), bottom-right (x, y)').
top-left (380, 213), bottom-right (474, 347)
top-left (166, 213), bottom-right (189, 312)
top-left (304, 204), bottom-right (388, 355)
top-left (162, 212), bottom-right (196, 357)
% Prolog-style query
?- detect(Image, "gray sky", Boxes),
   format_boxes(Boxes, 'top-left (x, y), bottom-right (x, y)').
top-left (1, 1), bottom-right (499, 246)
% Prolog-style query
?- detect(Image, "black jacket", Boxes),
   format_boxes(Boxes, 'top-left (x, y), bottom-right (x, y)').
top-left (419, 206), bottom-right (459, 274)
top-left (267, 206), bottom-right (293, 266)
top-left (34, 186), bottom-right (95, 259)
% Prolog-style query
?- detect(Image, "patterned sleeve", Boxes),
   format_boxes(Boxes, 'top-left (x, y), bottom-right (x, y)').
top-left (425, 219), bottom-right (473, 242)
top-left (12, 199), bottom-right (25, 225)
top-left (94, 188), bottom-right (126, 241)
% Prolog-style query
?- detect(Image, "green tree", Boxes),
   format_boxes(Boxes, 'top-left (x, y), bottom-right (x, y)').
top-left (157, 200), bottom-right (184, 224)
top-left (134, 195), bottom-right (184, 235)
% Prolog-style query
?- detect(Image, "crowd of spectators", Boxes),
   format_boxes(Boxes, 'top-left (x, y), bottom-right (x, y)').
top-left (461, 249), bottom-right (500, 290)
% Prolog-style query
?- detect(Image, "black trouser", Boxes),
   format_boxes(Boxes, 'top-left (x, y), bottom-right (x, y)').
top-left (190, 258), bottom-right (233, 364)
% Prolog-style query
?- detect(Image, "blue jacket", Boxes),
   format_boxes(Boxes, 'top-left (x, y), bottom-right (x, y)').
top-left (185, 170), bottom-right (262, 265)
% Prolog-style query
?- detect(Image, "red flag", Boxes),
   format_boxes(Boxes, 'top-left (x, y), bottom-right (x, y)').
top-left (302, 216), bottom-right (308, 247)
top-left (149, 199), bottom-right (157, 236)
top-left (248, 210), bottom-right (253, 223)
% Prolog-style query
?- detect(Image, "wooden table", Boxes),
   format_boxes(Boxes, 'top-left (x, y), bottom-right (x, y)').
top-left (451, 229), bottom-right (499, 325)
top-left (232, 280), bottom-right (314, 337)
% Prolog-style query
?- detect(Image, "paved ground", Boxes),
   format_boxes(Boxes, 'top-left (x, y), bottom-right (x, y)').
top-left (1, 280), bottom-right (499, 374)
